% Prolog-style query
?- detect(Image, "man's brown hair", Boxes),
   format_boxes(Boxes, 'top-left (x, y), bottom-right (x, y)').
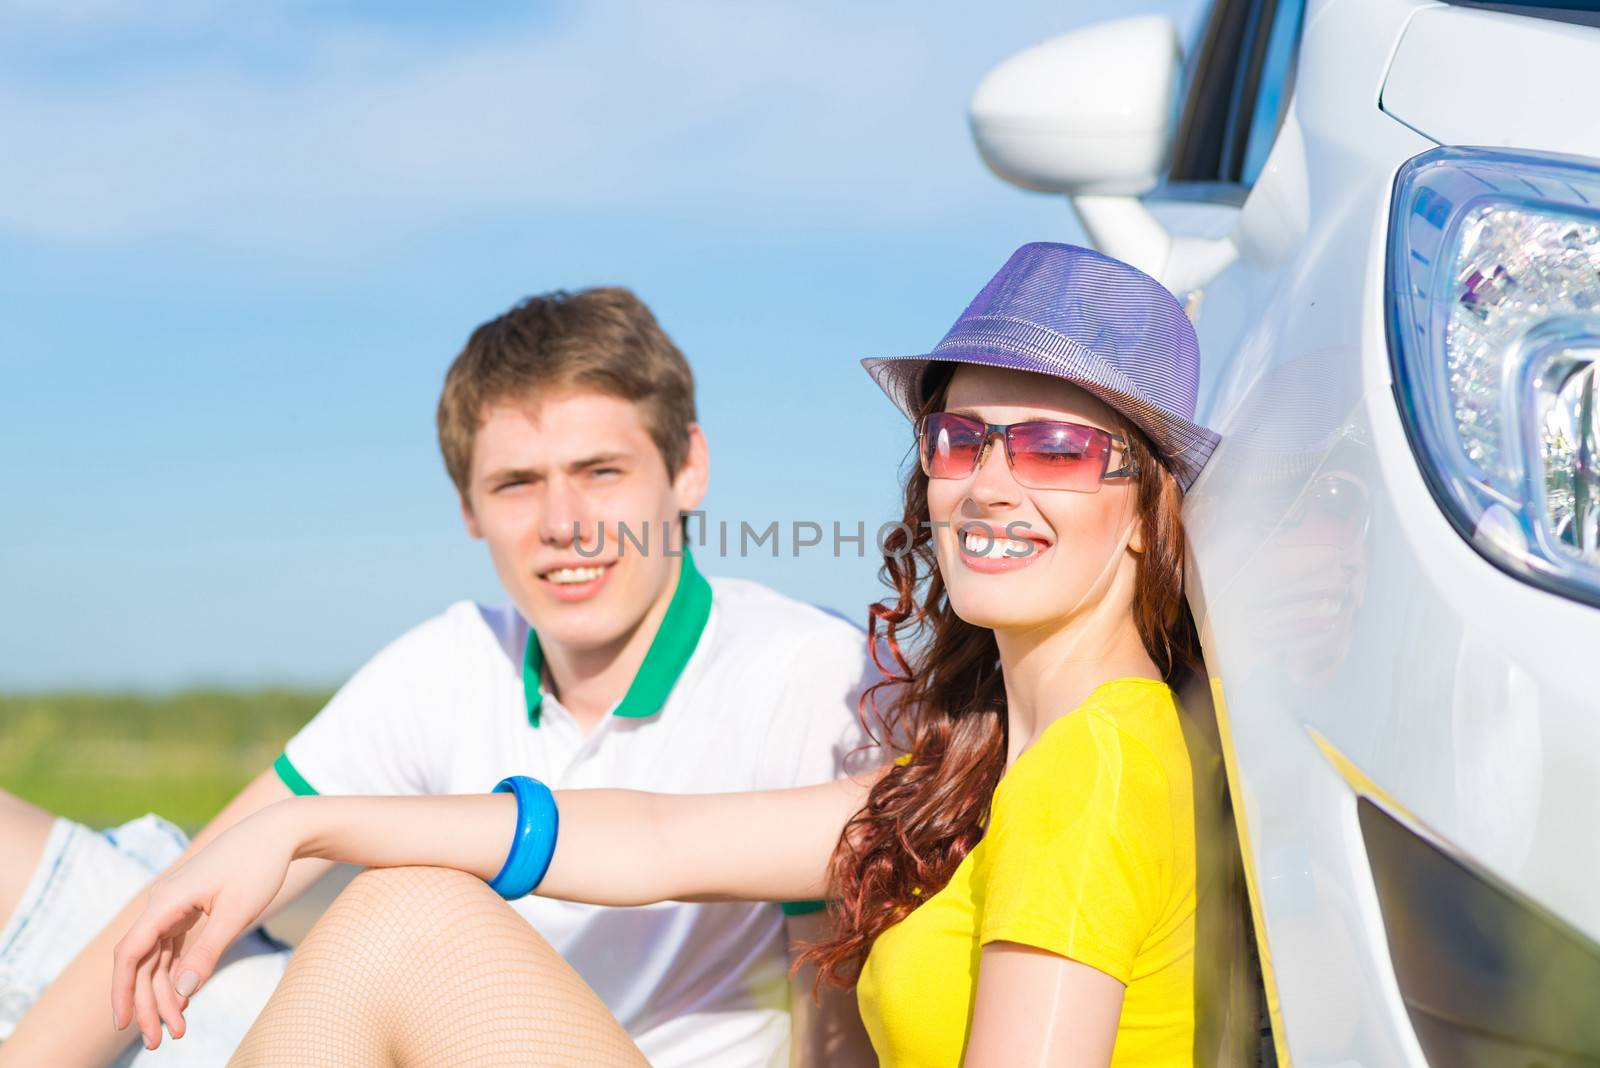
top-left (437, 287), bottom-right (698, 500)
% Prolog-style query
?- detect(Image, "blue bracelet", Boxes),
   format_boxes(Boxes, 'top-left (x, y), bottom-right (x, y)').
top-left (488, 775), bottom-right (560, 900)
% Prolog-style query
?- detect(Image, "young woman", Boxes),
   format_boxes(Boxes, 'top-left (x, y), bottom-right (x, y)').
top-left (110, 242), bottom-right (1221, 1067)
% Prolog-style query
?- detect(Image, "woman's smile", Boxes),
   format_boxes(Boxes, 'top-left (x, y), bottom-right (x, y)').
top-left (953, 524), bottom-right (1053, 574)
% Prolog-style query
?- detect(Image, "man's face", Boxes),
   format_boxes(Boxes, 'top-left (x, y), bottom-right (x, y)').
top-left (461, 389), bottom-right (708, 656)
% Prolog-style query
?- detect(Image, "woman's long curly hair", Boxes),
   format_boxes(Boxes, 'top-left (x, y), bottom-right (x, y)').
top-left (800, 365), bottom-right (1201, 986)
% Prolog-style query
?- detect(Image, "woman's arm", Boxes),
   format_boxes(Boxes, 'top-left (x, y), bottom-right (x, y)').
top-left (963, 943), bottom-right (1125, 1068)
top-left (111, 774), bottom-right (873, 1049)
top-left (540, 779), bottom-right (867, 904)
top-left (302, 776), bottom-right (869, 904)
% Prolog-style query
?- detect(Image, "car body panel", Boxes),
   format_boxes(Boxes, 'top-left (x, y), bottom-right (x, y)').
top-left (1382, 6), bottom-right (1600, 153)
top-left (1174, 0), bottom-right (1600, 1064)
top-left (976, 0), bottom-right (1600, 1060)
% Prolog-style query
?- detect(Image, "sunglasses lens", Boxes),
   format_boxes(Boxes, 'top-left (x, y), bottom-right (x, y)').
top-left (921, 413), bottom-right (984, 479)
top-left (1007, 422), bottom-right (1109, 491)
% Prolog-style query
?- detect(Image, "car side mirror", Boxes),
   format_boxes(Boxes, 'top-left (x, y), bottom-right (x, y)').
top-left (970, 15), bottom-right (1180, 197)
top-left (970, 16), bottom-right (1239, 297)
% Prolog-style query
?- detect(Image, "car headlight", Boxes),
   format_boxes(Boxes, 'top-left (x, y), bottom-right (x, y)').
top-left (1388, 146), bottom-right (1600, 606)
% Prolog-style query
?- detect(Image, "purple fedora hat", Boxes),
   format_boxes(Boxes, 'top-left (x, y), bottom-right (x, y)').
top-left (863, 242), bottom-right (1220, 490)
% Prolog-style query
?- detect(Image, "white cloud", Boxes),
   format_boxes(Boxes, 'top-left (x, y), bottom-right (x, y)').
top-left (0, 4), bottom-right (1003, 245)
top-left (0, 1), bottom-right (1203, 250)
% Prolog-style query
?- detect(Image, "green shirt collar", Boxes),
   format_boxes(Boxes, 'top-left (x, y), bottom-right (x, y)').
top-left (522, 549), bottom-right (713, 727)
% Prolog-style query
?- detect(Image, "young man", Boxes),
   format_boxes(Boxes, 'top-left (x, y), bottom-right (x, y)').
top-left (0, 288), bottom-right (876, 1067)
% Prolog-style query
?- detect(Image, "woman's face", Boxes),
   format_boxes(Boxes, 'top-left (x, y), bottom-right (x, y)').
top-left (926, 364), bottom-right (1143, 635)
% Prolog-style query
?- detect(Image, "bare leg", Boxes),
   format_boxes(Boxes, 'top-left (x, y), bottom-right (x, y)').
top-left (0, 789), bottom-right (55, 926)
top-left (229, 866), bottom-right (649, 1068)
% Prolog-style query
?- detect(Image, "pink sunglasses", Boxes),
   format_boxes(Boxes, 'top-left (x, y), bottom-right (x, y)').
top-left (919, 412), bottom-right (1137, 493)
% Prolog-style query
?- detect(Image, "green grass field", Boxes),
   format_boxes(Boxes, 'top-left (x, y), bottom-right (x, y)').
top-left (0, 690), bottom-right (330, 830)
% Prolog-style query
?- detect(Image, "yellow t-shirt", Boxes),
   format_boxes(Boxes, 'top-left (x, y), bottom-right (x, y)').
top-left (856, 678), bottom-right (1196, 1067)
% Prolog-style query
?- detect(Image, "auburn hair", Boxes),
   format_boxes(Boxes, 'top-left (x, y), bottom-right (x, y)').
top-left (800, 366), bottom-right (1199, 985)
top-left (436, 287), bottom-right (696, 498)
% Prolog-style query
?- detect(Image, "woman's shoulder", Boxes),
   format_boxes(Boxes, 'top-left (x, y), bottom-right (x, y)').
top-left (1000, 678), bottom-right (1188, 812)
top-left (979, 678), bottom-right (1192, 933)
top-left (1080, 677), bottom-right (1189, 762)
top-left (1043, 677), bottom-right (1182, 761)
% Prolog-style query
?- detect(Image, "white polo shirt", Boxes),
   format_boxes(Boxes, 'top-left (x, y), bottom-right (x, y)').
top-left (275, 552), bottom-right (875, 1068)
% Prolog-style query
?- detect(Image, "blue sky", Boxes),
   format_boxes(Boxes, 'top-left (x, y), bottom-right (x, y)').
top-left (2, 0), bottom-right (1200, 690)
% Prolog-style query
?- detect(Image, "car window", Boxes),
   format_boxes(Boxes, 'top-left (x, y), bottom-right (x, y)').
top-left (1240, 0), bottom-right (1306, 184)
top-left (1169, 0), bottom-right (1306, 188)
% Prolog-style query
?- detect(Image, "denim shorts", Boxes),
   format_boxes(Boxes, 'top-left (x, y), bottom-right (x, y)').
top-left (0, 814), bottom-right (292, 1066)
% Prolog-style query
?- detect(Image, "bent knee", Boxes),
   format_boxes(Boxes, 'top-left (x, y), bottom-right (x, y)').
top-left (0, 791), bottom-right (55, 917)
top-left (0, 788), bottom-right (55, 833)
top-left (338, 865), bottom-right (503, 918)
top-left (313, 866), bottom-right (518, 948)
top-left (346, 864), bottom-right (490, 900)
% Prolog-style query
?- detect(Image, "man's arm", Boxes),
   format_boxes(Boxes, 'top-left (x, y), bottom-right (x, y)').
top-left (785, 910), bottom-right (876, 1068)
top-left (0, 768), bottom-right (334, 1067)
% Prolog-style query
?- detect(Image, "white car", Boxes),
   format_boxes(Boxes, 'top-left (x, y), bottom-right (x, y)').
top-left (971, 2), bottom-right (1600, 1065)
